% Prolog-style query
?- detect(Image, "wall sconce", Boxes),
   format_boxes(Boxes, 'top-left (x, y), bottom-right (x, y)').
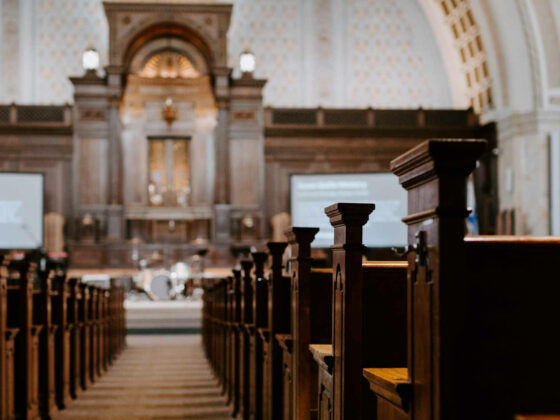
top-left (162, 97), bottom-right (177, 126)
top-left (239, 50), bottom-right (256, 75)
top-left (82, 46), bottom-right (100, 74)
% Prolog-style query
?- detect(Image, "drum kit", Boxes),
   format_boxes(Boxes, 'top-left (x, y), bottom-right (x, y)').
top-left (133, 250), bottom-right (207, 301)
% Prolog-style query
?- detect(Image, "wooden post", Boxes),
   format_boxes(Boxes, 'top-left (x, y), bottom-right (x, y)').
top-left (325, 203), bottom-right (374, 420)
top-left (52, 265), bottom-right (71, 408)
top-left (251, 252), bottom-right (268, 420)
top-left (38, 264), bottom-right (58, 418)
top-left (240, 260), bottom-right (254, 420)
top-left (285, 227), bottom-right (319, 420)
top-left (68, 278), bottom-right (82, 398)
top-left (89, 286), bottom-right (99, 383)
top-left (0, 254), bottom-right (10, 419)
top-left (231, 268), bottom-right (242, 417)
top-left (79, 283), bottom-right (90, 390)
top-left (265, 242), bottom-right (288, 420)
top-left (391, 139), bottom-right (486, 420)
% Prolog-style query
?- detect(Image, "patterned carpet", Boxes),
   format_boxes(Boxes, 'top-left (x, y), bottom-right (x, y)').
top-left (54, 335), bottom-right (232, 419)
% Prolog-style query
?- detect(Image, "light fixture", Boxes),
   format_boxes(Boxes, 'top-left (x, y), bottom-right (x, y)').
top-left (239, 50), bottom-right (256, 75)
top-left (82, 46), bottom-right (100, 72)
top-left (162, 97), bottom-right (177, 126)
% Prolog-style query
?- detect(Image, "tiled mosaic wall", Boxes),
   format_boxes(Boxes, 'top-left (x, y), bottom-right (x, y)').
top-left (0, 0), bottom-right (452, 108)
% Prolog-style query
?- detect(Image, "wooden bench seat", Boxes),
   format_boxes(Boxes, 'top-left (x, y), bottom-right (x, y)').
top-left (363, 368), bottom-right (410, 410)
top-left (310, 344), bottom-right (334, 420)
top-left (276, 333), bottom-right (293, 420)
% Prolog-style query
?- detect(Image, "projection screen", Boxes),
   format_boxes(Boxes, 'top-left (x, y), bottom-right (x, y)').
top-left (0, 172), bottom-right (44, 249)
top-left (290, 173), bottom-right (407, 248)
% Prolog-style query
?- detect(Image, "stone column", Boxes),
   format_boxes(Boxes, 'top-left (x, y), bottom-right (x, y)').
top-left (228, 75), bottom-right (267, 239)
top-left (71, 66), bottom-right (124, 243)
top-left (105, 65), bottom-right (124, 241)
top-left (213, 67), bottom-right (232, 250)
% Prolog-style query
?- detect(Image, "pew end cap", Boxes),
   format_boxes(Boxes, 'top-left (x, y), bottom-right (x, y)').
top-left (363, 367), bottom-right (411, 411)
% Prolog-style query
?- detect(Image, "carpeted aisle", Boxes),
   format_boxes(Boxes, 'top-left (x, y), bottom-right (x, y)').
top-left (54, 335), bottom-right (232, 419)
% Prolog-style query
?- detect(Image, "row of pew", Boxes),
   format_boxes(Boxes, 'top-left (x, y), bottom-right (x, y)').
top-left (202, 138), bottom-right (560, 420)
top-left (0, 251), bottom-right (126, 420)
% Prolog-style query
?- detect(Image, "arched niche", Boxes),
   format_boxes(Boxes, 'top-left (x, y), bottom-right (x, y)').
top-left (103, 1), bottom-right (232, 84)
top-left (128, 37), bottom-right (210, 77)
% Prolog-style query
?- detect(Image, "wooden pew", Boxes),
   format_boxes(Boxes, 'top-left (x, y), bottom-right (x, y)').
top-left (262, 242), bottom-right (288, 420)
top-left (67, 278), bottom-right (82, 399)
top-left (225, 275), bottom-right (234, 406)
top-left (285, 227), bottom-right (332, 420)
top-left (8, 257), bottom-right (42, 420)
top-left (230, 269), bottom-right (242, 417)
top-left (363, 139), bottom-right (560, 419)
top-left (79, 283), bottom-right (91, 391)
top-left (217, 277), bottom-right (227, 395)
top-left (89, 286), bottom-right (99, 384)
top-left (0, 253), bottom-right (19, 420)
top-left (50, 257), bottom-right (71, 409)
top-left (0, 252), bottom-right (126, 420)
top-left (249, 252), bottom-right (268, 420)
top-left (239, 259), bottom-right (254, 420)
top-left (36, 258), bottom-right (59, 419)
top-left (322, 203), bottom-right (407, 420)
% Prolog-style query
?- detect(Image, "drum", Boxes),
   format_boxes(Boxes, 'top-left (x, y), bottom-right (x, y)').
top-left (149, 274), bottom-right (172, 300)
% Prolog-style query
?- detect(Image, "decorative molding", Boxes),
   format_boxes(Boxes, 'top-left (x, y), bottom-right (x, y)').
top-left (516, 0), bottom-right (544, 108)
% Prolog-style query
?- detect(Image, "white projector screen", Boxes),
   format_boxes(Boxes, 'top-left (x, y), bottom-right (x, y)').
top-left (0, 173), bottom-right (44, 249)
top-left (290, 173), bottom-right (407, 248)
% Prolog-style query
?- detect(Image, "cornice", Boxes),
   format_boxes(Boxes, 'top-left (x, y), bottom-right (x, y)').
top-left (498, 109), bottom-right (560, 140)
top-left (103, 1), bottom-right (233, 15)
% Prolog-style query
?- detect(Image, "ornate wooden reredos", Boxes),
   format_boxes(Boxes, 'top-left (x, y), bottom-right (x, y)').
top-left (70, 0), bottom-right (268, 267)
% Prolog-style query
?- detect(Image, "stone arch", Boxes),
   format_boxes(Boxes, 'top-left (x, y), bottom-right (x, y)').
top-left (121, 22), bottom-right (215, 76)
top-left (128, 38), bottom-right (210, 77)
top-left (104, 2), bottom-right (232, 74)
top-left (417, 0), bottom-right (497, 113)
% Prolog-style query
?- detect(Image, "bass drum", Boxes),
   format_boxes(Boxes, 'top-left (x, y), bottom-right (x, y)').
top-left (149, 274), bottom-right (172, 300)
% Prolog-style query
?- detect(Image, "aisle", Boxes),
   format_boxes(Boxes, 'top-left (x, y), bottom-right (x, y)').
top-left (54, 335), bottom-right (231, 419)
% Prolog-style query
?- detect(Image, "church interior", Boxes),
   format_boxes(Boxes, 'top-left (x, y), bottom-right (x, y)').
top-left (1, 0), bottom-right (560, 419)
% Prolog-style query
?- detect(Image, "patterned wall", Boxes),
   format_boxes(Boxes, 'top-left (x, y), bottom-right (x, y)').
top-left (0, 0), bottom-right (452, 108)
top-left (36, 0), bottom-right (108, 103)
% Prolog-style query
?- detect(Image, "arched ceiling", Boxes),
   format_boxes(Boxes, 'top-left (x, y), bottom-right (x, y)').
top-left (2, 0), bottom-right (558, 114)
top-left (418, 0), bottom-right (493, 113)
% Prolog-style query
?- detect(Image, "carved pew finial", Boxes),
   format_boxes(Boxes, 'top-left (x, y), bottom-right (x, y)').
top-left (251, 252), bottom-right (267, 280)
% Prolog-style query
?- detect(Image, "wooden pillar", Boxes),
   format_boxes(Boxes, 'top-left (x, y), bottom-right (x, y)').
top-left (325, 203), bottom-right (374, 420)
top-left (285, 227), bottom-right (319, 420)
